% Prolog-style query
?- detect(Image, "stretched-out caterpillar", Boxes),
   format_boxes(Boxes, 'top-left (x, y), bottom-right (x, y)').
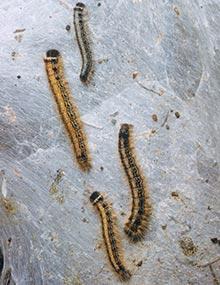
top-left (44, 49), bottom-right (91, 171)
top-left (90, 191), bottom-right (131, 281)
top-left (73, 2), bottom-right (94, 84)
top-left (118, 124), bottom-right (152, 242)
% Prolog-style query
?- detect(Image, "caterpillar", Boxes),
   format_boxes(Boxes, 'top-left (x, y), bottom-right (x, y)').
top-left (90, 191), bottom-right (131, 281)
top-left (44, 49), bottom-right (91, 171)
top-left (73, 2), bottom-right (94, 84)
top-left (118, 124), bottom-right (152, 242)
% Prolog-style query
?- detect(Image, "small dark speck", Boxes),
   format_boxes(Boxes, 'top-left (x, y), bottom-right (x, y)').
top-left (49, 15), bottom-right (52, 18)
top-left (66, 25), bottom-right (71, 31)
top-left (111, 119), bottom-right (117, 125)
top-left (161, 224), bottom-right (167, 230)
top-left (188, 90), bottom-right (195, 97)
top-left (213, 161), bottom-right (218, 167)
top-left (100, 166), bottom-right (104, 171)
top-left (211, 238), bottom-right (218, 244)
top-left (7, 238), bottom-right (12, 244)
top-left (166, 125), bottom-right (170, 130)
top-left (13, 28), bottom-right (26, 33)
top-left (211, 238), bottom-right (220, 245)
top-left (170, 110), bottom-right (174, 113)
top-left (175, 112), bottom-right (180, 118)
top-left (208, 206), bottom-right (211, 210)
top-left (11, 51), bottom-right (16, 59)
top-left (17, 75), bottom-right (21, 79)
top-left (173, 6), bottom-right (180, 16)
top-left (205, 179), bottom-right (209, 183)
top-left (137, 260), bottom-right (143, 267)
top-left (97, 2), bottom-right (101, 6)
top-left (171, 191), bottom-right (179, 198)
top-left (152, 114), bottom-right (158, 122)
top-left (132, 71), bottom-right (139, 79)
top-left (200, 6), bottom-right (203, 8)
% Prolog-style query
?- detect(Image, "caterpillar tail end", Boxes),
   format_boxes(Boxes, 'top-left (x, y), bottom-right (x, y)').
top-left (124, 224), bottom-right (144, 243)
top-left (78, 160), bottom-right (92, 172)
top-left (77, 153), bottom-right (92, 172)
top-left (119, 266), bottom-right (132, 282)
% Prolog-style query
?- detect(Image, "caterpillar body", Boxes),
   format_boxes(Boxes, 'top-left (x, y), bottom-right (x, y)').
top-left (118, 124), bottom-right (152, 242)
top-left (90, 191), bottom-right (131, 281)
top-left (44, 49), bottom-right (91, 171)
top-left (73, 2), bottom-right (94, 84)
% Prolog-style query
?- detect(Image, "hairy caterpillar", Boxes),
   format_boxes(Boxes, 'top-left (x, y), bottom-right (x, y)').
top-left (73, 2), bottom-right (94, 84)
top-left (44, 49), bottom-right (91, 171)
top-left (118, 124), bottom-right (152, 242)
top-left (90, 191), bottom-right (131, 281)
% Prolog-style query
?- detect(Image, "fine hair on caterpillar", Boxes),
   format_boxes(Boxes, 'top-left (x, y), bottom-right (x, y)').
top-left (90, 191), bottom-right (132, 281)
top-left (73, 2), bottom-right (94, 84)
top-left (44, 49), bottom-right (92, 171)
top-left (118, 124), bottom-right (152, 242)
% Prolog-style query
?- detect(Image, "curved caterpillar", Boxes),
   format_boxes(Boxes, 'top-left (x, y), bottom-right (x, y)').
top-left (73, 2), bottom-right (94, 84)
top-left (44, 49), bottom-right (91, 171)
top-left (118, 124), bottom-right (152, 242)
top-left (90, 191), bottom-right (131, 281)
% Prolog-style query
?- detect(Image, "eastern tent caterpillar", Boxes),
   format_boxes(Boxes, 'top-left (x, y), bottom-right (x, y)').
top-left (90, 191), bottom-right (131, 281)
top-left (73, 2), bottom-right (94, 84)
top-left (44, 49), bottom-right (91, 171)
top-left (118, 124), bottom-right (152, 242)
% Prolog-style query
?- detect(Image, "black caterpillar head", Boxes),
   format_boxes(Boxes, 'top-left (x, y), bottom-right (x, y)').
top-left (75, 2), bottom-right (86, 12)
top-left (119, 124), bottom-right (133, 140)
top-left (90, 191), bottom-right (103, 204)
top-left (46, 49), bottom-right (60, 58)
